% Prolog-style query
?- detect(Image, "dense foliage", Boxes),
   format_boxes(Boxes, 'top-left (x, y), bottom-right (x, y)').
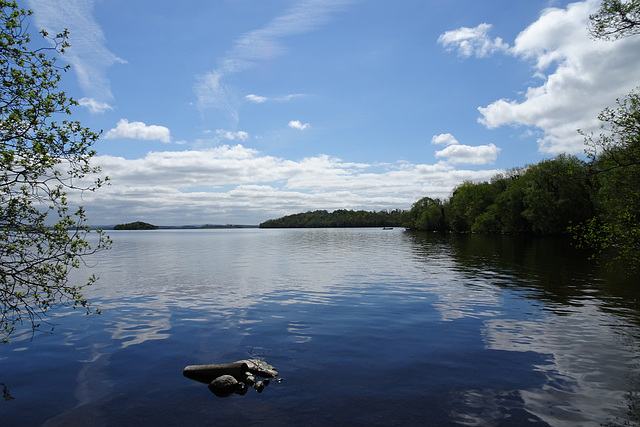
top-left (403, 154), bottom-right (595, 235)
top-left (259, 209), bottom-right (404, 228)
top-left (404, 95), bottom-right (640, 267)
top-left (572, 90), bottom-right (640, 267)
top-left (0, 1), bottom-right (109, 341)
top-left (114, 221), bottom-right (158, 230)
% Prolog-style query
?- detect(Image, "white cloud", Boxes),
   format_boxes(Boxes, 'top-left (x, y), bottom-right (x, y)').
top-left (435, 143), bottom-right (500, 165)
top-left (474, 0), bottom-right (640, 154)
top-left (245, 94), bottom-right (268, 103)
top-left (105, 119), bottom-right (171, 143)
top-left (245, 93), bottom-right (306, 103)
top-left (431, 133), bottom-right (500, 164)
top-left (78, 97), bottom-right (113, 114)
top-left (71, 145), bottom-right (502, 225)
top-left (437, 23), bottom-right (509, 58)
top-left (288, 120), bottom-right (310, 130)
top-left (431, 133), bottom-right (459, 146)
top-left (216, 129), bottom-right (250, 141)
top-left (28, 0), bottom-right (126, 111)
top-left (194, 0), bottom-right (355, 118)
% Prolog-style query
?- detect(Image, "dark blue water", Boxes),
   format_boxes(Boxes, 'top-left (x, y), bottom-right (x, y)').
top-left (2, 229), bottom-right (639, 426)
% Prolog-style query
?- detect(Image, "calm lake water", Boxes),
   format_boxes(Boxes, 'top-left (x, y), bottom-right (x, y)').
top-left (2, 228), bottom-right (640, 426)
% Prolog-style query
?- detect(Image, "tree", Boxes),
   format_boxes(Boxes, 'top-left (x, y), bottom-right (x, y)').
top-left (574, 90), bottom-right (640, 268)
top-left (0, 1), bottom-right (110, 341)
top-left (520, 155), bottom-right (594, 235)
top-left (403, 197), bottom-right (446, 232)
top-left (492, 168), bottom-right (530, 234)
top-left (572, 0), bottom-right (640, 268)
top-left (447, 181), bottom-right (499, 233)
top-left (589, 0), bottom-right (640, 40)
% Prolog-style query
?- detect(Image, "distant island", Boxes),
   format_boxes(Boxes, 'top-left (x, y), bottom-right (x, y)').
top-left (259, 209), bottom-right (405, 228)
top-left (164, 224), bottom-right (258, 229)
top-left (111, 222), bottom-right (258, 230)
top-left (114, 221), bottom-right (158, 230)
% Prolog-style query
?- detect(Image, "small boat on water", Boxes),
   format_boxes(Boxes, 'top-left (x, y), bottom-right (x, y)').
top-left (382, 227), bottom-right (393, 230)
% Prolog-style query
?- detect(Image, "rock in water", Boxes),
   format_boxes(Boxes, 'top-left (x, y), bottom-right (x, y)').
top-left (183, 359), bottom-right (280, 397)
top-left (240, 359), bottom-right (279, 378)
top-left (183, 361), bottom-right (249, 384)
top-left (208, 375), bottom-right (239, 398)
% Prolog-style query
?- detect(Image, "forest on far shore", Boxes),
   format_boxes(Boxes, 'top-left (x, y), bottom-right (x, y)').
top-left (260, 88), bottom-right (640, 269)
top-left (259, 209), bottom-right (404, 228)
top-left (259, 153), bottom-right (599, 235)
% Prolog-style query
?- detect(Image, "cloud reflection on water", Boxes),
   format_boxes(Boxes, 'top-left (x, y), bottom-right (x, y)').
top-left (408, 232), bottom-right (640, 425)
top-left (56, 229), bottom-right (640, 425)
top-left (481, 302), bottom-right (636, 425)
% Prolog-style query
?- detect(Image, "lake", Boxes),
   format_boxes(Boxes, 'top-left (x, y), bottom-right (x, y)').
top-left (2, 228), bottom-right (640, 426)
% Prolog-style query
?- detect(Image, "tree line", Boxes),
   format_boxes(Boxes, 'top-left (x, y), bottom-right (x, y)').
top-left (404, 89), bottom-right (640, 268)
top-left (403, 154), bottom-right (592, 235)
top-left (262, 84), bottom-right (639, 269)
top-left (260, 209), bottom-right (405, 228)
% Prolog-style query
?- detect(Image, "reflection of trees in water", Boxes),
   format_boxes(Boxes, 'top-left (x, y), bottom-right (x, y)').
top-left (405, 231), bottom-right (640, 425)
top-left (406, 231), bottom-right (640, 312)
top-left (1, 383), bottom-right (14, 401)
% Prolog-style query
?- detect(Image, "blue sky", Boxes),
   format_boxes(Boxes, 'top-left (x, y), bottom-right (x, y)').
top-left (26, 0), bottom-right (640, 225)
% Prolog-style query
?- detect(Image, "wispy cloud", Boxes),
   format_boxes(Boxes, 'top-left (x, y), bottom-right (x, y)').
top-left (245, 93), bottom-right (307, 103)
top-left (215, 130), bottom-right (250, 141)
top-left (288, 120), bottom-right (310, 130)
top-left (245, 94), bottom-right (268, 103)
top-left (27, 0), bottom-right (126, 113)
top-left (78, 98), bottom-right (114, 114)
top-left (437, 23), bottom-right (509, 58)
top-left (105, 119), bottom-right (171, 143)
top-left (195, 0), bottom-right (356, 120)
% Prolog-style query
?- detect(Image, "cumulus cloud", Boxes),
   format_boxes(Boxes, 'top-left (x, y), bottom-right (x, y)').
top-left (444, 0), bottom-right (640, 154)
top-left (71, 145), bottom-right (502, 225)
top-left (431, 133), bottom-right (500, 164)
top-left (437, 23), bottom-right (509, 58)
top-left (288, 120), bottom-right (310, 130)
top-left (28, 0), bottom-right (126, 112)
top-left (431, 133), bottom-right (459, 146)
top-left (105, 119), bottom-right (171, 143)
top-left (435, 143), bottom-right (500, 165)
top-left (194, 0), bottom-right (355, 119)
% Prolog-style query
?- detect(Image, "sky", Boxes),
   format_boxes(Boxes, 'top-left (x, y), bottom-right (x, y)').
top-left (25, 0), bottom-right (640, 225)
